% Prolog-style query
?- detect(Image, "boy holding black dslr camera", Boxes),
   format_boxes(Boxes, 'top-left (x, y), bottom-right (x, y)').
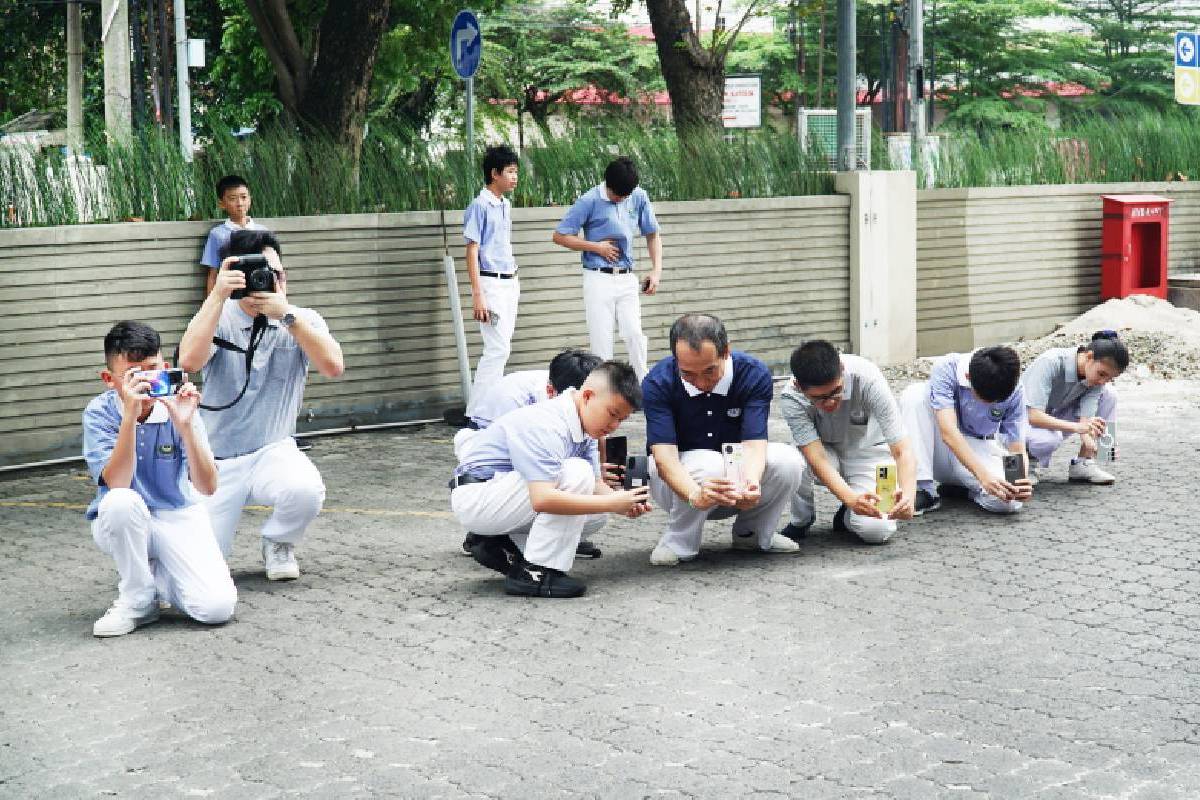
top-left (178, 229), bottom-right (344, 581)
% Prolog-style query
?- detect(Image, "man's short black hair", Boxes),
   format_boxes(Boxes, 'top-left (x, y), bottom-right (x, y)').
top-left (548, 348), bottom-right (602, 394)
top-left (790, 340), bottom-right (844, 389)
top-left (669, 313), bottom-right (729, 357)
top-left (968, 346), bottom-right (1022, 403)
top-left (481, 145), bottom-right (519, 184)
top-left (104, 320), bottom-right (161, 366)
top-left (604, 157), bottom-right (639, 197)
top-left (216, 174), bottom-right (249, 199)
top-left (591, 361), bottom-right (642, 411)
top-left (220, 228), bottom-right (283, 260)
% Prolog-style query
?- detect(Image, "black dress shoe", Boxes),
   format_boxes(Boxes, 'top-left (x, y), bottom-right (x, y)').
top-left (832, 504), bottom-right (849, 532)
top-left (913, 489), bottom-right (943, 515)
top-left (779, 521), bottom-right (811, 543)
top-left (469, 535), bottom-right (522, 574)
top-left (461, 532), bottom-right (482, 554)
top-left (504, 563), bottom-right (587, 598)
top-left (575, 539), bottom-right (602, 558)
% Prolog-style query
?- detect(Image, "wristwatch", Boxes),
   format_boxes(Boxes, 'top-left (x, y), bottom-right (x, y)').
top-left (279, 309), bottom-right (297, 329)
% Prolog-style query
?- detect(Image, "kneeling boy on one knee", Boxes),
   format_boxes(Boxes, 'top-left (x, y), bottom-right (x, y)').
top-left (780, 340), bottom-right (916, 544)
top-left (84, 321), bottom-right (236, 637)
top-left (899, 346), bottom-right (1033, 514)
top-left (449, 361), bottom-right (651, 598)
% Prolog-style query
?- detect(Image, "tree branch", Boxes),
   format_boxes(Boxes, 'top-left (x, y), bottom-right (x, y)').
top-left (244, 0), bottom-right (299, 112)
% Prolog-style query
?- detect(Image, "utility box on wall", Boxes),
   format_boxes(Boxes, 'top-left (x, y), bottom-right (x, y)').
top-left (1100, 194), bottom-right (1172, 300)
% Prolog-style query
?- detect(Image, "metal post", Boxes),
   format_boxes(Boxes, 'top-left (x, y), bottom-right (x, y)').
top-left (101, 0), bottom-right (132, 141)
top-left (908, 0), bottom-right (925, 170)
top-left (66, 1), bottom-right (84, 151)
top-left (465, 75), bottom-right (475, 160)
top-left (835, 0), bottom-right (856, 171)
top-left (174, 0), bottom-right (192, 161)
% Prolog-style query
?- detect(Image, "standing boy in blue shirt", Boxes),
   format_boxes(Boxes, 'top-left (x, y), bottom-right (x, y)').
top-left (899, 346), bottom-right (1034, 515)
top-left (552, 157), bottom-right (664, 381)
top-left (463, 145), bottom-right (521, 417)
top-left (200, 175), bottom-right (266, 295)
top-left (83, 321), bottom-right (236, 637)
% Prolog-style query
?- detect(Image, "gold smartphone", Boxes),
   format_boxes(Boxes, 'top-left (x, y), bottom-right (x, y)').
top-left (875, 463), bottom-right (897, 514)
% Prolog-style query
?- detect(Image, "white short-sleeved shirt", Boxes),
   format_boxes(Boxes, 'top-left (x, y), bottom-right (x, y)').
top-left (470, 370), bottom-right (550, 430)
top-left (1021, 346), bottom-right (1103, 418)
top-left (455, 389), bottom-right (599, 482)
top-left (779, 355), bottom-right (905, 450)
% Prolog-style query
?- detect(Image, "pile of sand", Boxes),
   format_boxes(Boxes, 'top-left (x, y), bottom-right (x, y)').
top-left (886, 294), bottom-right (1200, 381)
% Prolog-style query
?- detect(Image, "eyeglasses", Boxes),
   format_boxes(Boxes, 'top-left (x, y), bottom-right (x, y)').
top-left (805, 384), bottom-right (845, 403)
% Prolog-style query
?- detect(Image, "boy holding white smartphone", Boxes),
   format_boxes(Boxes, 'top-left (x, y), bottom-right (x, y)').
top-left (82, 321), bottom-right (236, 637)
top-left (780, 340), bottom-right (916, 544)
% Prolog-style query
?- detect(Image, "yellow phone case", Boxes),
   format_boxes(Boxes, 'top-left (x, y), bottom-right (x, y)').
top-left (875, 463), bottom-right (897, 514)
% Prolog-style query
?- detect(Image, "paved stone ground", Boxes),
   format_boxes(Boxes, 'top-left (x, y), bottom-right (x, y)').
top-left (1, 378), bottom-right (1198, 799)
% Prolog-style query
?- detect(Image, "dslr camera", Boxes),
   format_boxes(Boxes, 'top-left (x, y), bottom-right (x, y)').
top-left (230, 254), bottom-right (276, 300)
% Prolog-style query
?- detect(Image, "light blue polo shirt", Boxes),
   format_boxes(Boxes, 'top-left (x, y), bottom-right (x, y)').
top-left (470, 369), bottom-right (549, 430)
top-left (82, 393), bottom-right (207, 520)
top-left (201, 218), bottom-right (267, 269)
top-left (928, 352), bottom-right (1026, 443)
top-left (456, 389), bottom-right (599, 482)
top-left (554, 183), bottom-right (659, 271)
top-left (199, 300), bottom-right (327, 459)
top-left (462, 188), bottom-right (516, 275)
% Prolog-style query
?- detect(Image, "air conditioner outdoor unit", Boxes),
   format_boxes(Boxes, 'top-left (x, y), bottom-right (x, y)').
top-left (797, 108), bottom-right (872, 170)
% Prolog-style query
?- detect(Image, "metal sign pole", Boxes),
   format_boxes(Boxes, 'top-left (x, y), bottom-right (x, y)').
top-left (466, 75), bottom-right (475, 159)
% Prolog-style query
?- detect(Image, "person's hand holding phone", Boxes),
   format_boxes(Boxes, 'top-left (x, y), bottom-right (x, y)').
top-left (690, 477), bottom-right (740, 510)
top-left (888, 487), bottom-right (914, 520)
top-left (600, 462), bottom-right (624, 490)
top-left (849, 492), bottom-right (884, 519)
top-left (607, 486), bottom-right (651, 517)
top-left (472, 292), bottom-right (490, 324)
top-left (641, 273), bottom-right (660, 295)
top-left (116, 368), bottom-right (153, 413)
top-left (733, 480), bottom-right (762, 510)
top-left (1076, 416), bottom-right (1106, 437)
top-left (162, 382), bottom-right (201, 427)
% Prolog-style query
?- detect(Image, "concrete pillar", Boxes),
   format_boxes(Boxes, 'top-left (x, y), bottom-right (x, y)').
top-left (835, 170), bottom-right (917, 365)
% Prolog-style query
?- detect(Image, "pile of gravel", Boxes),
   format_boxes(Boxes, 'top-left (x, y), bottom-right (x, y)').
top-left (883, 294), bottom-right (1200, 382)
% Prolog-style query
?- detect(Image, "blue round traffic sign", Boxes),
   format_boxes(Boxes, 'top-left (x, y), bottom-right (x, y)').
top-left (450, 10), bottom-right (482, 79)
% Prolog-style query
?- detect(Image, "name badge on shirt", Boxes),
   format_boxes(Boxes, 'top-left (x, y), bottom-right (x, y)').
top-left (727, 408), bottom-right (742, 418)
top-left (850, 409), bottom-right (868, 425)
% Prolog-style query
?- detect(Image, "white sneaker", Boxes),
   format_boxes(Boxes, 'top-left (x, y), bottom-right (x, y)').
top-left (263, 540), bottom-right (300, 581)
top-left (93, 604), bottom-right (160, 637)
top-left (1068, 459), bottom-right (1115, 485)
top-left (650, 544), bottom-right (691, 566)
top-left (731, 533), bottom-right (800, 553)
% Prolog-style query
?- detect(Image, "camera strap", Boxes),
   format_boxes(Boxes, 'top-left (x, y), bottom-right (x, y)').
top-left (196, 313), bottom-right (269, 412)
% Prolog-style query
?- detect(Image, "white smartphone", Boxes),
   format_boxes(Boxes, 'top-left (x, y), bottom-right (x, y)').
top-left (722, 443), bottom-right (745, 492)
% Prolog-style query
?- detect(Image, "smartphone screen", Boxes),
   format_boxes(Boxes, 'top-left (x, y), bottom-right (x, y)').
top-left (135, 368), bottom-right (185, 398)
top-left (606, 436), bottom-right (628, 477)
top-left (722, 443), bottom-right (745, 491)
top-left (875, 463), bottom-right (897, 513)
top-left (1002, 454), bottom-right (1026, 483)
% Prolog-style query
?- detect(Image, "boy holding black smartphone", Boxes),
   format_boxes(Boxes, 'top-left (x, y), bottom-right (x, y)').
top-left (82, 321), bottom-right (236, 637)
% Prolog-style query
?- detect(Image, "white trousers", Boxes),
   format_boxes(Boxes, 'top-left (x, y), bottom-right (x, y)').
top-left (900, 383), bottom-right (1022, 514)
top-left (450, 458), bottom-right (607, 573)
top-left (205, 437), bottom-right (326, 557)
top-left (1026, 386), bottom-right (1117, 467)
top-left (91, 489), bottom-right (236, 623)
top-left (582, 269), bottom-right (648, 380)
top-left (649, 443), bottom-right (804, 558)
top-left (467, 275), bottom-right (520, 416)
top-left (791, 442), bottom-right (898, 544)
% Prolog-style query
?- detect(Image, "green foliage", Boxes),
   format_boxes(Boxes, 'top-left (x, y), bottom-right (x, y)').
top-left (1, 122), bottom-right (833, 228)
top-left (943, 98), bottom-right (1051, 134)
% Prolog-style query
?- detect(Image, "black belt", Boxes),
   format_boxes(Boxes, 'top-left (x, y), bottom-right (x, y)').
top-left (586, 266), bottom-right (632, 274)
top-left (448, 474), bottom-right (488, 490)
top-left (964, 432), bottom-right (995, 440)
top-left (479, 271), bottom-right (516, 279)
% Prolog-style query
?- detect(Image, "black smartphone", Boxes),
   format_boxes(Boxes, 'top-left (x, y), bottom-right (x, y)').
top-left (625, 455), bottom-right (650, 490)
top-left (1002, 453), bottom-right (1026, 483)
top-left (606, 436), bottom-right (628, 479)
top-left (640, 275), bottom-right (652, 293)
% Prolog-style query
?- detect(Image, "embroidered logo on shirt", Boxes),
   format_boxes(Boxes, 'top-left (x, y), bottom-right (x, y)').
top-left (989, 407), bottom-right (1004, 420)
top-left (850, 409), bottom-right (868, 425)
top-left (157, 443), bottom-right (175, 456)
top-left (727, 408), bottom-right (742, 418)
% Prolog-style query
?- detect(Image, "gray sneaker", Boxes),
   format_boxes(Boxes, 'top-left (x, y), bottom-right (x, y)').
top-left (263, 540), bottom-right (300, 581)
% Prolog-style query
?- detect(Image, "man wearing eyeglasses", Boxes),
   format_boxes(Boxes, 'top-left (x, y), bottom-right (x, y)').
top-left (778, 340), bottom-right (916, 544)
top-left (178, 229), bottom-right (344, 581)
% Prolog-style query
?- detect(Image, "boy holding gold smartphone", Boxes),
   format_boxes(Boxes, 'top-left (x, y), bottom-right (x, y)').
top-left (779, 340), bottom-right (916, 544)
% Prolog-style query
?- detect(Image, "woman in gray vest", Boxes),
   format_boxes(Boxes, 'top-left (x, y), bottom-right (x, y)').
top-left (1021, 330), bottom-right (1128, 485)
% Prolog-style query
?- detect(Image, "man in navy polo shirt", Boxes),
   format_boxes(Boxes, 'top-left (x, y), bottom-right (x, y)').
top-left (642, 313), bottom-right (803, 565)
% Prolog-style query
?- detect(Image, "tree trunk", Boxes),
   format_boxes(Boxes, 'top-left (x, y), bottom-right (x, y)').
top-left (646, 0), bottom-right (725, 136)
top-left (297, 0), bottom-right (391, 161)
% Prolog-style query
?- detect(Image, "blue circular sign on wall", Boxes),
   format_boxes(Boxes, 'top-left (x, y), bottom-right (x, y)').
top-left (450, 10), bottom-right (482, 79)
